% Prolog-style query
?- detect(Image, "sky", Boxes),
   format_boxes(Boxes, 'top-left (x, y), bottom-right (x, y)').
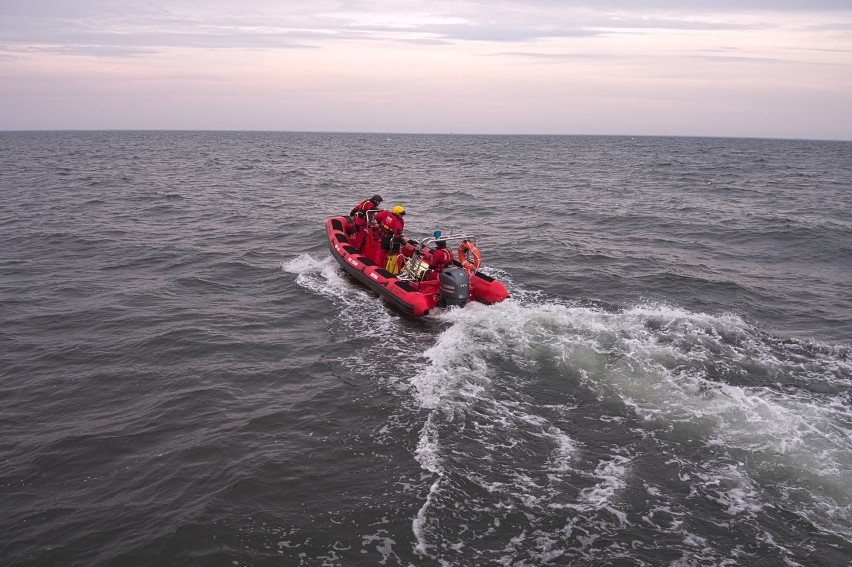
top-left (1, 0), bottom-right (851, 140)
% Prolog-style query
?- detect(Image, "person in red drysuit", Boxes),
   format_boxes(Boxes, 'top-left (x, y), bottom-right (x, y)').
top-left (424, 239), bottom-right (454, 280)
top-left (349, 194), bottom-right (382, 250)
top-left (373, 205), bottom-right (406, 265)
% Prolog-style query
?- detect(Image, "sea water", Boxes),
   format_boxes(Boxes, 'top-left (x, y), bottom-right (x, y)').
top-left (1, 131), bottom-right (850, 566)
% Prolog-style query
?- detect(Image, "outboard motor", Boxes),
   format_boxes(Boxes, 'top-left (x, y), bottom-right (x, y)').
top-left (439, 267), bottom-right (470, 308)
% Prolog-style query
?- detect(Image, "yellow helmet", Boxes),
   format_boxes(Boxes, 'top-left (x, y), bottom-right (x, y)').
top-left (393, 205), bottom-right (405, 215)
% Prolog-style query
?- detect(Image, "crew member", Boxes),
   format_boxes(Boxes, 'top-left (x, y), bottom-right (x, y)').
top-left (425, 239), bottom-right (454, 279)
top-left (373, 205), bottom-right (406, 266)
top-left (349, 194), bottom-right (382, 250)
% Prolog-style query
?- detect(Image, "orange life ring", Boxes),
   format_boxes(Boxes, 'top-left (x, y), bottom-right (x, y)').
top-left (457, 240), bottom-right (482, 273)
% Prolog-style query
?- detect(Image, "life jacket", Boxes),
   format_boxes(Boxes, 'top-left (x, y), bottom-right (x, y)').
top-left (379, 213), bottom-right (403, 235)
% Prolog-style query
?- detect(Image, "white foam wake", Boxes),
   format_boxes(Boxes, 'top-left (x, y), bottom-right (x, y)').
top-left (406, 297), bottom-right (852, 553)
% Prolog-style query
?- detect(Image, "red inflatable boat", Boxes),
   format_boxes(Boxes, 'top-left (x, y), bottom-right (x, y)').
top-left (325, 216), bottom-right (510, 317)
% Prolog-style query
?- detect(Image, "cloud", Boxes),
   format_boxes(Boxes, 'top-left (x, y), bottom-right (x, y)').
top-left (0, 3), bottom-right (329, 56)
top-left (2, 0), bottom-right (850, 57)
top-left (1, 1), bottom-right (850, 138)
top-left (515, 0), bottom-right (852, 10)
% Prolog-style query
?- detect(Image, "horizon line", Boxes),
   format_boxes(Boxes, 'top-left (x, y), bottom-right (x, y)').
top-left (1, 128), bottom-right (849, 143)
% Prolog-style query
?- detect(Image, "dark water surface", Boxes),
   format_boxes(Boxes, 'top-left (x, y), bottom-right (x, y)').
top-left (1, 131), bottom-right (851, 566)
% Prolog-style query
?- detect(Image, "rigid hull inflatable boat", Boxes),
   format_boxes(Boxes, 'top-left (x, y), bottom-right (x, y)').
top-left (325, 215), bottom-right (509, 317)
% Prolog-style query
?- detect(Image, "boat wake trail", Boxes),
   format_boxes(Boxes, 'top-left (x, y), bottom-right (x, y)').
top-left (282, 253), bottom-right (437, 384)
top-left (285, 255), bottom-right (852, 564)
top-left (282, 253), bottom-right (404, 338)
top-left (408, 298), bottom-right (852, 565)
